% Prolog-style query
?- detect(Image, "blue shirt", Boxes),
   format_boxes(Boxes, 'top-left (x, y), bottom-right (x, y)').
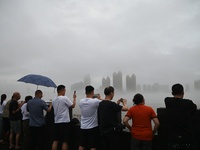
top-left (27, 98), bottom-right (48, 127)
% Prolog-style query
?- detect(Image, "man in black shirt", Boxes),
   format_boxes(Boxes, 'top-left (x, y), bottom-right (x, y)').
top-left (98, 86), bottom-right (128, 150)
top-left (165, 83), bottom-right (198, 150)
top-left (9, 92), bottom-right (23, 150)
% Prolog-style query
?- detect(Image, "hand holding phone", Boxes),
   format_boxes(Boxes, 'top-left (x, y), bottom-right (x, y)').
top-left (73, 91), bottom-right (77, 99)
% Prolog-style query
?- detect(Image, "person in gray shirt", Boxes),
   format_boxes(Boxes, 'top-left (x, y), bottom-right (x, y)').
top-left (27, 90), bottom-right (52, 150)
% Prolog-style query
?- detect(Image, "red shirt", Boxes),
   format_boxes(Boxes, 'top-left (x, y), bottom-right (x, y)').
top-left (125, 104), bottom-right (157, 140)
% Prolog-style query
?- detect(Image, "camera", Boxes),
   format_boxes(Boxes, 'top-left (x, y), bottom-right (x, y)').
top-left (93, 94), bottom-right (100, 98)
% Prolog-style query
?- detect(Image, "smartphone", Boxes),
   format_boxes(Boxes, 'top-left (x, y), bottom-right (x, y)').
top-left (74, 91), bottom-right (76, 95)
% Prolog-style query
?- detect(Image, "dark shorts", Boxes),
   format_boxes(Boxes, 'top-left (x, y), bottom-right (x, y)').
top-left (79, 126), bottom-right (99, 148)
top-left (10, 120), bottom-right (21, 134)
top-left (2, 117), bottom-right (10, 132)
top-left (54, 123), bottom-right (71, 142)
top-left (101, 130), bottom-right (120, 150)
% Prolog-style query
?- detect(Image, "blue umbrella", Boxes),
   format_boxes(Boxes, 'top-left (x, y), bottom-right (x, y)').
top-left (18, 74), bottom-right (57, 89)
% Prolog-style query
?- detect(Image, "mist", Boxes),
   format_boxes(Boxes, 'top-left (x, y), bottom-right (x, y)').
top-left (0, 0), bottom-right (200, 109)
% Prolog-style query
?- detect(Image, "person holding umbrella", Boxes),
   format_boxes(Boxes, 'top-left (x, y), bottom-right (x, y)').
top-left (27, 90), bottom-right (52, 150)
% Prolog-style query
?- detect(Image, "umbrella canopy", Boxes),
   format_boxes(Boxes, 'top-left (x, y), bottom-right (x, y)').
top-left (18, 74), bottom-right (57, 88)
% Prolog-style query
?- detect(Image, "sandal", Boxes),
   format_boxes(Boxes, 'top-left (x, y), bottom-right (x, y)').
top-left (9, 145), bottom-right (15, 149)
top-left (0, 140), bottom-right (7, 145)
top-left (15, 146), bottom-right (21, 150)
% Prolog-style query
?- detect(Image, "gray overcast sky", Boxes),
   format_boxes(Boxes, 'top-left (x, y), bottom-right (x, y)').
top-left (0, 0), bottom-right (200, 93)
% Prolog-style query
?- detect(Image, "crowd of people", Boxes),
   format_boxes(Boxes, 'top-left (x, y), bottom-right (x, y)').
top-left (0, 83), bottom-right (198, 150)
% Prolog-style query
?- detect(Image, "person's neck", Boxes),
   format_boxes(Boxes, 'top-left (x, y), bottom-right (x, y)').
top-left (58, 93), bottom-right (64, 96)
top-left (35, 96), bottom-right (41, 99)
top-left (86, 94), bottom-right (93, 98)
top-left (104, 96), bottom-right (112, 101)
top-left (174, 95), bottom-right (183, 99)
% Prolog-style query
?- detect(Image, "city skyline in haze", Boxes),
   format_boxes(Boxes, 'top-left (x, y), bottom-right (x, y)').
top-left (0, 0), bottom-right (200, 96)
top-left (70, 71), bottom-right (196, 92)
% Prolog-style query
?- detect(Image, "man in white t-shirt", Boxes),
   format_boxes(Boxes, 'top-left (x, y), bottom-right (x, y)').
top-left (79, 85), bottom-right (101, 150)
top-left (52, 85), bottom-right (77, 150)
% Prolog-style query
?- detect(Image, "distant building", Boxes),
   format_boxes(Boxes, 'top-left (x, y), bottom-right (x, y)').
top-left (84, 74), bottom-right (91, 86)
top-left (113, 71), bottom-right (123, 91)
top-left (147, 84), bottom-right (152, 92)
top-left (102, 76), bottom-right (111, 89)
top-left (161, 85), bottom-right (170, 92)
top-left (185, 84), bottom-right (190, 92)
top-left (137, 84), bottom-right (142, 91)
top-left (126, 74), bottom-right (136, 92)
top-left (143, 83), bottom-right (169, 92)
top-left (71, 74), bottom-right (91, 91)
top-left (143, 84), bottom-right (148, 92)
top-left (152, 83), bottom-right (160, 92)
top-left (194, 79), bottom-right (200, 90)
top-left (71, 81), bottom-right (84, 91)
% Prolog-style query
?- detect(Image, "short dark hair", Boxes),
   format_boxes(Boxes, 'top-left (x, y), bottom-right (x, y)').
top-left (104, 86), bottom-right (114, 96)
top-left (57, 85), bottom-right (65, 93)
top-left (133, 93), bottom-right (144, 105)
top-left (172, 83), bottom-right (184, 95)
top-left (35, 90), bottom-right (42, 96)
top-left (25, 95), bottom-right (33, 103)
top-left (85, 85), bottom-right (94, 95)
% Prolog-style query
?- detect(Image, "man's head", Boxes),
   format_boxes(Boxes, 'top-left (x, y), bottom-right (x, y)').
top-left (35, 90), bottom-right (43, 99)
top-left (57, 85), bottom-right (66, 95)
top-left (172, 83), bottom-right (184, 97)
top-left (85, 85), bottom-right (94, 96)
top-left (12, 92), bottom-right (21, 101)
top-left (133, 93), bottom-right (144, 105)
top-left (104, 86), bottom-right (114, 100)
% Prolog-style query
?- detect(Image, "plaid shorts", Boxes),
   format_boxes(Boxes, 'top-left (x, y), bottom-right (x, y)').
top-left (10, 120), bottom-right (21, 134)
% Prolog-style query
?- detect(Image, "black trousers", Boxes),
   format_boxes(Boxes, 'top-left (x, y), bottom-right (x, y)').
top-left (29, 125), bottom-right (45, 150)
top-left (131, 137), bottom-right (152, 150)
top-left (101, 131), bottom-right (120, 150)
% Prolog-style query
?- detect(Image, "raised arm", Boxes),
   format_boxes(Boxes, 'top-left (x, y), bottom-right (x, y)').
top-left (71, 93), bottom-right (77, 108)
top-left (117, 99), bottom-right (128, 111)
